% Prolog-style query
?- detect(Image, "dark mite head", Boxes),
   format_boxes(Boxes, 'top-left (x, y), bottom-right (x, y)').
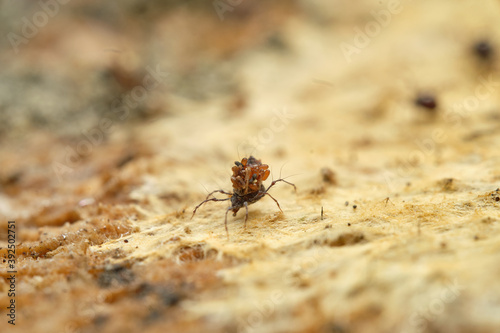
top-left (473, 40), bottom-right (494, 60)
top-left (415, 94), bottom-right (437, 111)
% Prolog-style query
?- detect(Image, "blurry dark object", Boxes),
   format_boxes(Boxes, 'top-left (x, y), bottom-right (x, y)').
top-left (321, 167), bottom-right (336, 185)
top-left (414, 94), bottom-right (437, 111)
top-left (473, 40), bottom-right (494, 60)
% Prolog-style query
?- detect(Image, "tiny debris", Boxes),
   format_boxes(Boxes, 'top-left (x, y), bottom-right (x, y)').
top-left (321, 206), bottom-right (324, 220)
top-left (321, 167), bottom-right (336, 185)
top-left (345, 201), bottom-right (349, 206)
top-left (347, 223), bottom-right (351, 226)
top-left (352, 205), bottom-right (357, 210)
top-left (415, 94), bottom-right (437, 111)
top-left (473, 40), bottom-right (494, 60)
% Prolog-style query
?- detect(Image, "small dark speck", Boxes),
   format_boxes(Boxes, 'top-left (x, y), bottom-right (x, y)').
top-left (352, 205), bottom-right (357, 209)
top-left (474, 235), bottom-right (479, 241)
top-left (345, 201), bottom-right (349, 206)
top-left (347, 223), bottom-right (351, 226)
top-left (415, 94), bottom-right (437, 110)
top-left (474, 40), bottom-right (493, 60)
top-left (160, 289), bottom-right (181, 307)
top-left (321, 167), bottom-right (336, 184)
top-left (124, 239), bottom-right (129, 243)
top-left (495, 197), bottom-right (499, 202)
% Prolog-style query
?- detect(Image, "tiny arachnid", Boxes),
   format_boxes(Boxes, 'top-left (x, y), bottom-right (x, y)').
top-left (192, 156), bottom-right (296, 238)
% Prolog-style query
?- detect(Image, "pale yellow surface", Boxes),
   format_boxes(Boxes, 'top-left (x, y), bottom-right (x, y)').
top-left (1, 1), bottom-right (500, 332)
top-left (96, 1), bottom-right (500, 331)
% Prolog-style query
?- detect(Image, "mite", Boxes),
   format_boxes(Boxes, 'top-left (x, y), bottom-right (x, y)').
top-left (192, 156), bottom-right (296, 238)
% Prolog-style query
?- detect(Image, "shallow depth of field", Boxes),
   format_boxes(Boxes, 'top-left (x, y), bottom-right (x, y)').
top-left (1, 1), bottom-right (500, 332)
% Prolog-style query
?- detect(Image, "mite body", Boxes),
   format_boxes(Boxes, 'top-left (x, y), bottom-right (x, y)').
top-left (192, 156), bottom-right (295, 238)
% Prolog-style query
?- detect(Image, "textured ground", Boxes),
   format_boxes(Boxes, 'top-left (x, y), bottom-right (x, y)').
top-left (1, 1), bottom-right (500, 332)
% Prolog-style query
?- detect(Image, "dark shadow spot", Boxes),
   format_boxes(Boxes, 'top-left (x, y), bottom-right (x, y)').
top-left (97, 265), bottom-right (135, 288)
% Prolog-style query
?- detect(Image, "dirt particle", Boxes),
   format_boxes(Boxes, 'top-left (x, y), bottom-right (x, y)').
top-left (160, 289), bottom-right (182, 307)
top-left (321, 167), bottom-right (336, 185)
top-left (415, 94), bottom-right (437, 111)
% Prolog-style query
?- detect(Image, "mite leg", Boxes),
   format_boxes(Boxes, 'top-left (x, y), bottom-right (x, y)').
top-left (244, 201), bottom-right (249, 229)
top-left (192, 197), bottom-right (230, 218)
top-left (204, 189), bottom-right (232, 200)
top-left (225, 207), bottom-right (233, 239)
top-left (266, 178), bottom-right (297, 192)
top-left (265, 192), bottom-right (283, 213)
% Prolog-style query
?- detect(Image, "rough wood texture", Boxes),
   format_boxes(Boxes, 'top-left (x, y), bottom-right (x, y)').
top-left (1, 1), bottom-right (500, 332)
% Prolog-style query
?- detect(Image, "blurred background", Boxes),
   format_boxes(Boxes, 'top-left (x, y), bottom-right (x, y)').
top-left (1, 1), bottom-right (500, 332)
top-left (2, 0), bottom-right (499, 207)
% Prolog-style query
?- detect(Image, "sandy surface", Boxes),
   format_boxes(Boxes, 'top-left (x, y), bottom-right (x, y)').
top-left (1, 1), bottom-right (500, 332)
